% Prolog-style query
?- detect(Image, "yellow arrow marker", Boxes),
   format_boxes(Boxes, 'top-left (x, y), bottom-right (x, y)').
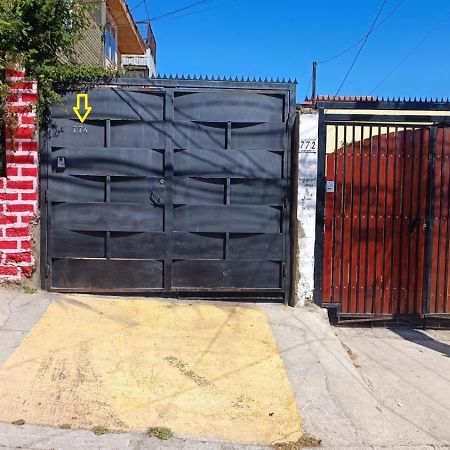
top-left (73, 93), bottom-right (92, 123)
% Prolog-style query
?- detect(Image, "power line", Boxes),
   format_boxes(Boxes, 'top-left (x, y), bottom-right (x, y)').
top-left (334, 0), bottom-right (388, 96)
top-left (165, 0), bottom-right (228, 19)
top-left (318, 0), bottom-right (405, 64)
top-left (143, 0), bottom-right (151, 22)
top-left (370, 10), bottom-right (450, 94)
top-left (149, 0), bottom-right (214, 22)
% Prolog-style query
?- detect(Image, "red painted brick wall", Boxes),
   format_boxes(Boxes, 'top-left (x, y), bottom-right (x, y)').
top-left (0, 68), bottom-right (38, 281)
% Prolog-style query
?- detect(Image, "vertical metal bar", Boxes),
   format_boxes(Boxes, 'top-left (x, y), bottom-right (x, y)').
top-left (413, 128), bottom-right (423, 314)
top-left (389, 127), bottom-right (398, 314)
top-left (105, 120), bottom-right (111, 260)
top-left (164, 90), bottom-right (174, 291)
top-left (348, 125), bottom-right (356, 311)
top-left (312, 61), bottom-right (317, 100)
top-left (226, 121), bottom-right (232, 150)
top-left (224, 121), bottom-right (231, 260)
top-left (414, 128), bottom-right (424, 313)
top-left (423, 126), bottom-right (437, 315)
top-left (443, 129), bottom-right (450, 313)
top-left (364, 126), bottom-right (373, 314)
top-left (372, 127), bottom-right (381, 313)
top-left (284, 90), bottom-right (294, 304)
top-left (434, 128), bottom-right (443, 312)
top-left (339, 126), bottom-right (347, 305)
top-left (313, 110), bottom-right (326, 306)
top-left (105, 119), bottom-right (111, 148)
top-left (105, 175), bottom-right (111, 260)
top-left (40, 127), bottom-right (51, 289)
top-left (381, 126), bottom-right (390, 313)
top-left (356, 125), bottom-right (364, 313)
top-left (406, 128), bottom-right (415, 313)
top-left (331, 125), bottom-right (338, 299)
top-left (396, 128), bottom-right (407, 314)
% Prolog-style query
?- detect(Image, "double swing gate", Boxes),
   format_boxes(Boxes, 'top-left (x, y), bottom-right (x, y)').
top-left (315, 106), bottom-right (450, 321)
top-left (41, 78), bottom-right (296, 300)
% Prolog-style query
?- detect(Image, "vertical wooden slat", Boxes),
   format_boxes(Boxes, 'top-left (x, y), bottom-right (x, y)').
top-left (392, 128), bottom-right (403, 314)
top-left (349, 125), bottom-right (359, 313)
top-left (398, 129), bottom-right (411, 314)
top-left (408, 129), bottom-right (420, 314)
top-left (332, 127), bottom-right (344, 303)
top-left (415, 128), bottom-right (429, 314)
top-left (436, 128), bottom-right (448, 314)
top-left (383, 129), bottom-right (396, 314)
top-left (376, 131), bottom-right (388, 314)
top-left (444, 129), bottom-right (450, 314)
top-left (429, 128), bottom-right (444, 313)
top-left (366, 128), bottom-right (378, 313)
top-left (359, 128), bottom-right (371, 313)
top-left (341, 127), bottom-right (352, 312)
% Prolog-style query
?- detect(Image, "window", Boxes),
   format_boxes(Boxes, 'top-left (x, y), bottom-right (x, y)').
top-left (104, 15), bottom-right (117, 64)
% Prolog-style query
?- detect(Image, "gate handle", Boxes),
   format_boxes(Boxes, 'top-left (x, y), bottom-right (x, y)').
top-left (150, 191), bottom-right (163, 206)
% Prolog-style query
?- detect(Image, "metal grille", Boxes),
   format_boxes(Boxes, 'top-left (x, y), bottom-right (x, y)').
top-left (41, 79), bottom-right (296, 300)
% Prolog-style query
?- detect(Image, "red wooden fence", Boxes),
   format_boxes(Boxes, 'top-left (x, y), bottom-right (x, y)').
top-left (322, 124), bottom-right (450, 317)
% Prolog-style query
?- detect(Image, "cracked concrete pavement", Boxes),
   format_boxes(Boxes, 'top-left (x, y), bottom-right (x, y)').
top-left (0, 288), bottom-right (449, 449)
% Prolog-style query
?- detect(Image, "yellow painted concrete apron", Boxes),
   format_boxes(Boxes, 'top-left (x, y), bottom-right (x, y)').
top-left (0, 296), bottom-right (302, 444)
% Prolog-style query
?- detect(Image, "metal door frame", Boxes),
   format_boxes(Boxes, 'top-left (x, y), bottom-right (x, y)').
top-left (40, 78), bottom-right (297, 302)
top-left (313, 105), bottom-right (450, 320)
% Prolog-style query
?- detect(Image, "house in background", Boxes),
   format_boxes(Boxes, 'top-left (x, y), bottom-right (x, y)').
top-left (122, 20), bottom-right (157, 77)
top-left (72, 0), bottom-right (156, 74)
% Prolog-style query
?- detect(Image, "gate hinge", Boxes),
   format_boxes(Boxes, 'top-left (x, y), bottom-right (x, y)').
top-left (44, 189), bottom-right (49, 203)
top-left (45, 263), bottom-right (50, 279)
top-left (282, 263), bottom-right (287, 278)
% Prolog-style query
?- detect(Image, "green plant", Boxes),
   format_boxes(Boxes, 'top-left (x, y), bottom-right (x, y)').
top-left (147, 426), bottom-right (173, 440)
top-left (92, 425), bottom-right (109, 436)
top-left (0, 0), bottom-right (118, 124)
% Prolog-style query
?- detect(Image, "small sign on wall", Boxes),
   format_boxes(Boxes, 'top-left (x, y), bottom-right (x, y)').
top-left (326, 180), bottom-right (335, 193)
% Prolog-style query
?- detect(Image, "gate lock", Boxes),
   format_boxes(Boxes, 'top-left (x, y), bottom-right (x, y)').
top-left (150, 190), bottom-right (163, 206)
top-left (56, 156), bottom-right (66, 171)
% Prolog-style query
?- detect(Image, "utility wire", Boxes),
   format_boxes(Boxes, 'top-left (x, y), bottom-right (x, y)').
top-left (143, 0), bottom-right (151, 23)
top-left (334, 0), bottom-right (388, 96)
top-left (319, 0), bottom-right (405, 64)
top-left (370, 10), bottom-right (450, 94)
top-left (166, 0), bottom-right (228, 19)
top-left (150, 0), bottom-right (214, 22)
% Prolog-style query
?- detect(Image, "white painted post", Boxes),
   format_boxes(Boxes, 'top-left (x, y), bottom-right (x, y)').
top-left (296, 112), bottom-right (319, 305)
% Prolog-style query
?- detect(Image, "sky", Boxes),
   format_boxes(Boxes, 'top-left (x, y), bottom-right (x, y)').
top-left (127, 0), bottom-right (450, 101)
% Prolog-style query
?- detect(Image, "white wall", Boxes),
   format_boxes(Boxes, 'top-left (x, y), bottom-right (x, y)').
top-left (295, 112), bottom-right (319, 305)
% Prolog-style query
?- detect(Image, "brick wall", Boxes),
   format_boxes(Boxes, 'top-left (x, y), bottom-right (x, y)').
top-left (0, 68), bottom-right (39, 281)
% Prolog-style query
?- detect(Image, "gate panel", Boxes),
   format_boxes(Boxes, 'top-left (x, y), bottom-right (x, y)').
top-left (322, 124), bottom-right (430, 315)
top-left (42, 80), bottom-right (295, 297)
top-left (429, 127), bottom-right (450, 314)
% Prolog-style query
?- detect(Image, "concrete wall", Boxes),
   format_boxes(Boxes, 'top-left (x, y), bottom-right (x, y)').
top-left (294, 110), bottom-right (319, 306)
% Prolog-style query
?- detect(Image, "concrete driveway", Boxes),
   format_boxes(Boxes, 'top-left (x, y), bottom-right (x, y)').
top-left (0, 287), bottom-right (449, 449)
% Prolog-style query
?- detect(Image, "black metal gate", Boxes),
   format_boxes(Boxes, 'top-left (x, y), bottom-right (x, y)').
top-left (41, 78), bottom-right (296, 300)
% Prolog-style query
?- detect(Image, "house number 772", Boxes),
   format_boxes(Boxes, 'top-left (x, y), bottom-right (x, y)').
top-left (72, 125), bottom-right (88, 134)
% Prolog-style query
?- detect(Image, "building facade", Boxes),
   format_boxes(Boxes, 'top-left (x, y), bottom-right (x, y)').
top-left (73, 0), bottom-right (156, 72)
